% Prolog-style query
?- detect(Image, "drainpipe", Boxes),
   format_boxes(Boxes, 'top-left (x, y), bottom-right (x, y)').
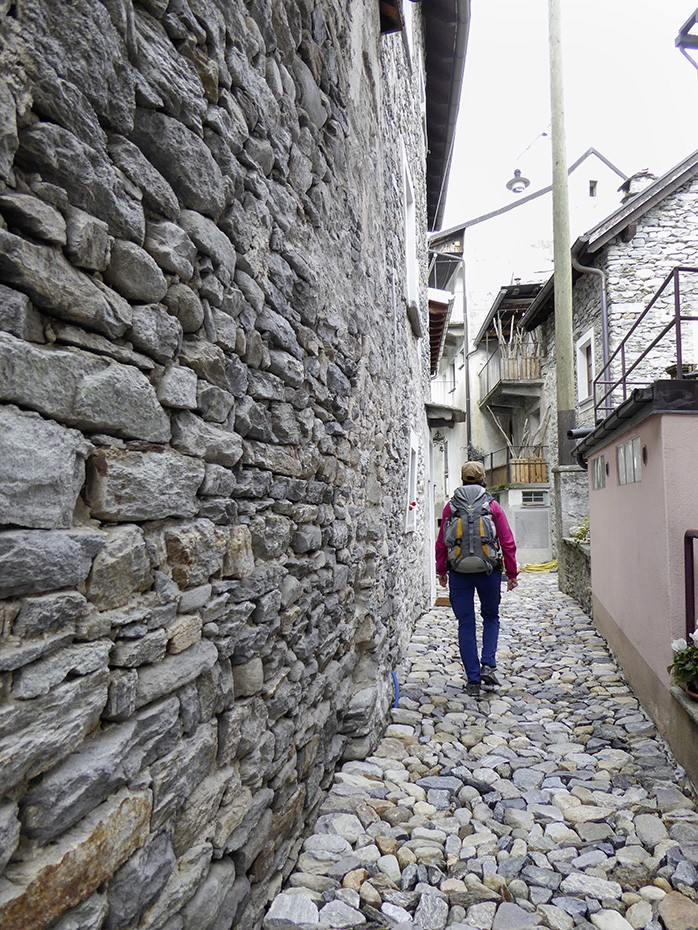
top-left (461, 255), bottom-right (472, 446)
top-left (571, 255), bottom-right (610, 416)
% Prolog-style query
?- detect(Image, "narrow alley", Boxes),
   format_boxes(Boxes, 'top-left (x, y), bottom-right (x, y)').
top-left (265, 575), bottom-right (698, 930)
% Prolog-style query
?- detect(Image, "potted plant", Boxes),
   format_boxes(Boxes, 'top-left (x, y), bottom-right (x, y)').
top-left (668, 632), bottom-right (698, 699)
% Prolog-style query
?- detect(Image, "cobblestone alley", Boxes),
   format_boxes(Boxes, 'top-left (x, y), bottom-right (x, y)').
top-left (265, 575), bottom-right (698, 930)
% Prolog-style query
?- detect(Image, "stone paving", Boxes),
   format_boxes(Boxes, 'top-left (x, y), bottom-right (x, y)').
top-left (264, 575), bottom-right (698, 930)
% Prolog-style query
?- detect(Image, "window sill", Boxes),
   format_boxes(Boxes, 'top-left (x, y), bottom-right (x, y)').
top-left (670, 685), bottom-right (698, 725)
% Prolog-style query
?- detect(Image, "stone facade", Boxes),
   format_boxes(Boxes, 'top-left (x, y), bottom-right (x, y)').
top-left (535, 167), bottom-right (698, 605)
top-left (0, 2), bottom-right (435, 928)
top-left (539, 172), bottom-right (698, 438)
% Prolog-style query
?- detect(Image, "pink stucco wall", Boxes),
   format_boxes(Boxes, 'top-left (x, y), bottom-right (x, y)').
top-left (589, 412), bottom-right (698, 687)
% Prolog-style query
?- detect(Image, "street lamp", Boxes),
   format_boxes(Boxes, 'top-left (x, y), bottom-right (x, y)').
top-left (505, 169), bottom-right (530, 194)
top-left (676, 9), bottom-right (698, 70)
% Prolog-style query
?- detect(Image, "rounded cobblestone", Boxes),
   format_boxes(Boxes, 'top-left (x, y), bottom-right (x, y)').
top-left (265, 576), bottom-right (698, 930)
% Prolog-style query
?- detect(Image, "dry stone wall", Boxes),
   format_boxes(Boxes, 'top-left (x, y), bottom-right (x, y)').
top-left (0, 2), bottom-right (432, 928)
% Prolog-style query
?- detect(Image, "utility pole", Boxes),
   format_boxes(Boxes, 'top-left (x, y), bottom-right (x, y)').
top-left (548, 0), bottom-right (575, 464)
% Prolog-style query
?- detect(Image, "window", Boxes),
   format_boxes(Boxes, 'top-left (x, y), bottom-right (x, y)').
top-left (575, 328), bottom-right (595, 402)
top-left (418, 61), bottom-right (427, 140)
top-left (592, 454), bottom-right (606, 490)
top-left (448, 360), bottom-right (456, 393)
top-left (402, 144), bottom-right (418, 309)
top-left (458, 348), bottom-right (466, 369)
top-left (589, 180), bottom-right (598, 197)
top-left (403, 0), bottom-right (414, 56)
top-left (405, 431), bottom-right (419, 532)
top-left (443, 440), bottom-right (449, 497)
top-left (617, 437), bottom-right (641, 485)
top-left (522, 490), bottom-right (549, 506)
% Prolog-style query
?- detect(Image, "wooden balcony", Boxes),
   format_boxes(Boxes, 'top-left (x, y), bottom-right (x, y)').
top-left (478, 348), bottom-right (543, 407)
top-left (482, 447), bottom-right (550, 486)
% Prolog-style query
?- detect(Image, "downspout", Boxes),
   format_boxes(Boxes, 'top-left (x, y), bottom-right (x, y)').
top-left (461, 254), bottom-right (471, 446)
top-left (571, 255), bottom-right (610, 417)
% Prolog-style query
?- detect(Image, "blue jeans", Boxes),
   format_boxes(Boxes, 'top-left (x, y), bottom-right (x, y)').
top-left (449, 570), bottom-right (502, 683)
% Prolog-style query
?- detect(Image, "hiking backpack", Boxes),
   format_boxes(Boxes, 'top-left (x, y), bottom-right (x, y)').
top-left (443, 485), bottom-right (503, 575)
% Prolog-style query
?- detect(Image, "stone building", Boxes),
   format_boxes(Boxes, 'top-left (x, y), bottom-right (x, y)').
top-left (521, 148), bottom-right (698, 605)
top-left (426, 149), bottom-right (626, 567)
top-left (0, 1), bottom-right (468, 928)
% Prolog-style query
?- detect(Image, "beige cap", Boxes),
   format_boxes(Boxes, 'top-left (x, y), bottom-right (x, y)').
top-left (461, 461), bottom-right (486, 483)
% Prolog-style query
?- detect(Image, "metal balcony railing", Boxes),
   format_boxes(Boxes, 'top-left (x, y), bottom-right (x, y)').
top-left (478, 347), bottom-right (542, 400)
top-left (480, 446), bottom-right (550, 486)
top-left (594, 266), bottom-right (698, 420)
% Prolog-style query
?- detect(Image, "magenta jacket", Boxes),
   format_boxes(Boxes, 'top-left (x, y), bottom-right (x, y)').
top-left (435, 496), bottom-right (518, 578)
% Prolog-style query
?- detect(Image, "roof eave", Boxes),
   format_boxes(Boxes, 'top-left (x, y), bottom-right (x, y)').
top-left (423, 0), bottom-right (471, 231)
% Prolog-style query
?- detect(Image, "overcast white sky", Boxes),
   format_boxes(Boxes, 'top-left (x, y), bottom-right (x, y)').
top-left (442, 0), bottom-right (698, 228)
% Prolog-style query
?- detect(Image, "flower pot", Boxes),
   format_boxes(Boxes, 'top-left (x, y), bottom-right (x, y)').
top-left (685, 681), bottom-right (698, 701)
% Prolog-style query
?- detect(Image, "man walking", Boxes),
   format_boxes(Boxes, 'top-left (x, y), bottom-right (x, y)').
top-left (435, 461), bottom-right (518, 697)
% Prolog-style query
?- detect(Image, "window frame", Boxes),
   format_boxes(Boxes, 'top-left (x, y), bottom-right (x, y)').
top-left (402, 141), bottom-right (418, 310)
top-left (404, 430), bottom-right (419, 532)
top-left (617, 437), bottom-right (642, 485)
top-left (575, 327), bottom-right (595, 403)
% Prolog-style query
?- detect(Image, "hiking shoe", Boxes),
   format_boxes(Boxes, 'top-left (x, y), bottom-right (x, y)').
top-left (480, 665), bottom-right (500, 688)
top-left (465, 681), bottom-right (480, 697)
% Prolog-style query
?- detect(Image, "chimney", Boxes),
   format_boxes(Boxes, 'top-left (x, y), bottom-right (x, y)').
top-left (619, 169), bottom-right (657, 203)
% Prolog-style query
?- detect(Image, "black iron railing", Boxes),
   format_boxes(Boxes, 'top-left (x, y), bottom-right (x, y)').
top-left (594, 267), bottom-right (698, 420)
top-left (686, 530), bottom-right (698, 641)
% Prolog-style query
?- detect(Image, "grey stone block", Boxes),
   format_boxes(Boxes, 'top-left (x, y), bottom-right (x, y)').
top-left (18, 121), bottom-right (144, 239)
top-left (12, 591), bottom-right (87, 638)
top-left (0, 669), bottom-right (108, 793)
top-left (86, 525), bottom-right (152, 610)
top-left (0, 332), bottom-right (169, 441)
top-left (0, 81), bottom-right (17, 183)
top-left (151, 723), bottom-right (217, 827)
top-left (135, 640), bottom-right (219, 709)
top-left (131, 108), bottom-right (225, 218)
top-left (49, 892), bottom-right (109, 930)
top-left (104, 239), bottom-right (168, 303)
top-left (179, 210), bottom-right (237, 273)
top-left (233, 657), bottom-right (264, 698)
top-left (64, 206), bottom-right (112, 272)
top-left (105, 831), bottom-right (176, 930)
top-left (22, 696), bottom-right (179, 843)
top-left (108, 134), bottom-right (180, 221)
top-left (72, 362), bottom-right (170, 441)
top-left (144, 220), bottom-right (196, 279)
top-left (86, 447), bottom-right (204, 522)
top-left (110, 630), bottom-right (168, 668)
top-left (172, 411), bottom-right (243, 468)
top-left (13, 640), bottom-right (111, 699)
top-left (157, 364), bottom-right (199, 410)
top-left (104, 668), bottom-right (138, 722)
top-left (129, 303), bottom-right (183, 363)
top-left (0, 800), bottom-right (20, 872)
top-left (0, 192), bottom-right (66, 245)
top-left (0, 405), bottom-right (91, 530)
top-left (163, 282), bottom-right (205, 333)
top-left (182, 859), bottom-right (238, 930)
top-left (0, 230), bottom-right (131, 338)
top-left (0, 283), bottom-right (44, 342)
top-left (0, 527), bottom-right (103, 599)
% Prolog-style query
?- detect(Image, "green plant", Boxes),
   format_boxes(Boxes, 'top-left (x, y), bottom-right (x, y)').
top-left (571, 517), bottom-right (590, 543)
top-left (668, 633), bottom-right (698, 686)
